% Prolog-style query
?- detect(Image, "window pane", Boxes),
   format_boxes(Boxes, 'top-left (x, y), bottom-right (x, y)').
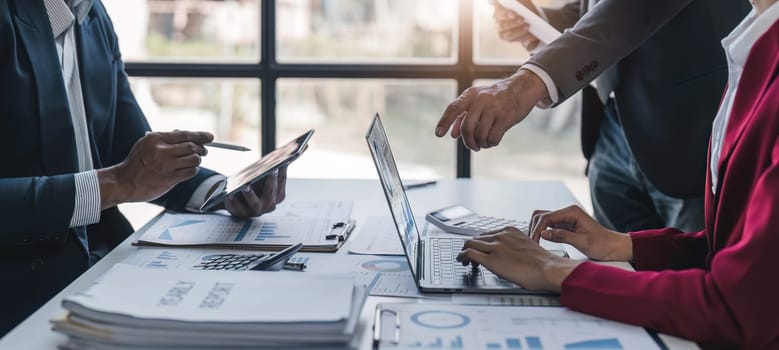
top-left (470, 80), bottom-right (591, 210)
top-left (277, 0), bottom-right (457, 63)
top-left (103, 0), bottom-right (260, 62)
top-left (474, 0), bottom-right (568, 64)
top-left (129, 78), bottom-right (261, 174)
top-left (277, 79), bottom-right (457, 179)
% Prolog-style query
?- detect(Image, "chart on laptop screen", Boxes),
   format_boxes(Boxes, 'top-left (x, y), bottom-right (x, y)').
top-left (367, 117), bottom-right (420, 269)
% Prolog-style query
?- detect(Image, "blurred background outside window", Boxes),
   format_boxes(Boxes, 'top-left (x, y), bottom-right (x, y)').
top-left (102, 0), bottom-right (588, 226)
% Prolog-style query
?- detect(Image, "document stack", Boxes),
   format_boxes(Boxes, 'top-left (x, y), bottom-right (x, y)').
top-left (52, 264), bottom-right (367, 350)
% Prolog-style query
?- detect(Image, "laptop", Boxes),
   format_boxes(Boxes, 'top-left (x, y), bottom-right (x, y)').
top-left (366, 114), bottom-right (550, 294)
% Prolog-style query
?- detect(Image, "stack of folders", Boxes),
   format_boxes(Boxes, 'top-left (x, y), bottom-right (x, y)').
top-left (51, 264), bottom-right (367, 350)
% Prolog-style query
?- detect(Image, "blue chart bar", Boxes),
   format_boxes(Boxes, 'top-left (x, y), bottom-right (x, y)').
top-left (506, 338), bottom-right (522, 349)
top-left (157, 251), bottom-right (177, 260)
top-left (146, 261), bottom-right (168, 269)
top-left (253, 223), bottom-right (291, 241)
top-left (564, 338), bottom-right (623, 349)
top-left (234, 222), bottom-right (252, 241)
top-left (430, 337), bottom-right (443, 348)
top-left (451, 336), bottom-right (463, 349)
top-left (487, 343), bottom-right (501, 349)
top-left (526, 336), bottom-right (543, 349)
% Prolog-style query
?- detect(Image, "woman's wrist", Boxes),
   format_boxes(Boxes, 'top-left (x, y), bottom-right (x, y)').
top-left (608, 231), bottom-right (634, 261)
top-left (542, 257), bottom-right (583, 293)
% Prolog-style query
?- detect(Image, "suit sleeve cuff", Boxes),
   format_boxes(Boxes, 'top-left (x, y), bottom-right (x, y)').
top-left (70, 170), bottom-right (101, 227)
top-left (520, 63), bottom-right (559, 108)
top-left (185, 174), bottom-right (227, 212)
top-left (629, 228), bottom-right (686, 271)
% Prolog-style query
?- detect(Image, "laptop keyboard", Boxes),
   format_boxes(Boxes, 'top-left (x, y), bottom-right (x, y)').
top-left (430, 238), bottom-right (512, 287)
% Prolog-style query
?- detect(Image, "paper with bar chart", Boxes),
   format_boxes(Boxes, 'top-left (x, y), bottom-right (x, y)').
top-left (121, 248), bottom-right (224, 271)
top-left (375, 304), bottom-right (660, 350)
top-left (451, 293), bottom-right (561, 307)
top-left (133, 201), bottom-right (354, 252)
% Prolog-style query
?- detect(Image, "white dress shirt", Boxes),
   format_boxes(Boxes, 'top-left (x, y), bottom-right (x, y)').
top-left (710, 3), bottom-right (779, 195)
top-left (43, 0), bottom-right (225, 227)
top-left (43, 0), bottom-right (100, 228)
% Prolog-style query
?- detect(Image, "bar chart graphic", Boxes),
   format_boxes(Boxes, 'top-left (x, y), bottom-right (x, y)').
top-left (405, 335), bottom-right (464, 349)
top-left (143, 250), bottom-right (179, 269)
top-left (482, 336), bottom-right (542, 349)
top-left (478, 336), bottom-right (624, 350)
top-left (252, 222), bottom-right (292, 241)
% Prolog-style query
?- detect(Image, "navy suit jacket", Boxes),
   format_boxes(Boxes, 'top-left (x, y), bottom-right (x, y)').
top-left (0, 0), bottom-right (216, 334)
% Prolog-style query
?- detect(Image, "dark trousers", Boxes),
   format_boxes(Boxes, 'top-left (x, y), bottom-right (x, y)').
top-left (588, 100), bottom-right (705, 233)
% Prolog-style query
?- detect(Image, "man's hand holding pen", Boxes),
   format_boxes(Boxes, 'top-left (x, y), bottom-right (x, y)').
top-left (98, 130), bottom-right (213, 210)
top-left (96, 130), bottom-right (286, 219)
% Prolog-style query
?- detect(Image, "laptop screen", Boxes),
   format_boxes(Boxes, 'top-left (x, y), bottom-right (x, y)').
top-left (365, 114), bottom-right (421, 279)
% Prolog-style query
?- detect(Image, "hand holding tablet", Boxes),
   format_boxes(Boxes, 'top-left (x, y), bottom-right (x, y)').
top-left (200, 130), bottom-right (315, 213)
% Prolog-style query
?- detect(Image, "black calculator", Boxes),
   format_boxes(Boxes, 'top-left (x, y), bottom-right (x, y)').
top-left (192, 253), bottom-right (269, 271)
top-left (191, 243), bottom-right (303, 271)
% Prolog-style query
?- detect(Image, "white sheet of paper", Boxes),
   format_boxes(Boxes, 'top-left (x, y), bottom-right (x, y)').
top-left (452, 293), bottom-right (560, 307)
top-left (348, 217), bottom-right (404, 255)
top-left (303, 254), bottom-right (424, 299)
top-left (121, 247), bottom-right (273, 271)
top-left (348, 217), bottom-right (453, 255)
top-left (138, 201), bottom-right (352, 246)
top-left (135, 212), bottom-right (343, 248)
top-left (376, 303), bottom-right (661, 350)
top-left (265, 200), bottom-right (352, 220)
top-left (134, 200), bottom-right (353, 248)
top-left (495, 0), bottom-right (562, 44)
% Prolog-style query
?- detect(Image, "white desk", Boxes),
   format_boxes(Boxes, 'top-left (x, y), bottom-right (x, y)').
top-left (0, 179), bottom-right (698, 349)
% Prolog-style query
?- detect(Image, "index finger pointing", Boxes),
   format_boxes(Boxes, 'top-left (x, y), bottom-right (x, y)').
top-left (436, 89), bottom-right (472, 137)
top-left (159, 130), bottom-right (215, 145)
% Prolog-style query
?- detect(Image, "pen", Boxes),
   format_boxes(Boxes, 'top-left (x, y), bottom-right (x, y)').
top-left (403, 180), bottom-right (437, 190)
top-left (205, 142), bottom-right (251, 152)
top-left (283, 261), bottom-right (307, 271)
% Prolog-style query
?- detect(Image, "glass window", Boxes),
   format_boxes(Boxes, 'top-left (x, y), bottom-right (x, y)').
top-left (276, 0), bottom-right (457, 63)
top-left (277, 79), bottom-right (457, 179)
top-left (473, 0), bottom-right (529, 64)
top-left (473, 0), bottom-right (571, 64)
top-left (129, 78), bottom-right (261, 175)
top-left (469, 80), bottom-right (590, 209)
top-left (103, 0), bottom-right (260, 62)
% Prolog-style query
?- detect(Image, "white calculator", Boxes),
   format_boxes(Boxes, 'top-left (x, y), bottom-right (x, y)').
top-left (426, 205), bottom-right (528, 236)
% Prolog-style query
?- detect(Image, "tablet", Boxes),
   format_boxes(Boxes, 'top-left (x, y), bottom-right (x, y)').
top-left (200, 130), bottom-right (314, 212)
